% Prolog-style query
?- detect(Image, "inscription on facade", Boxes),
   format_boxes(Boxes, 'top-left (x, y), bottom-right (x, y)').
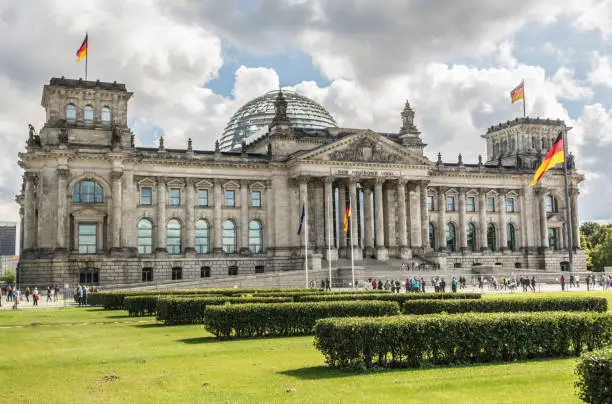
top-left (329, 137), bottom-right (404, 163)
top-left (332, 169), bottom-right (401, 178)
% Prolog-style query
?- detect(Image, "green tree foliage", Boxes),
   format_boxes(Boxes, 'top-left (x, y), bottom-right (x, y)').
top-left (590, 227), bottom-right (612, 271)
top-left (0, 269), bottom-right (15, 284)
top-left (580, 222), bottom-right (612, 270)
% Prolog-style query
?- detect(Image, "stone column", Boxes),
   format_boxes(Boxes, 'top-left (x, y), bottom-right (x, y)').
top-left (538, 188), bottom-right (549, 250)
top-left (23, 173), bottom-right (36, 250)
top-left (315, 181), bottom-right (325, 252)
top-left (213, 179), bottom-right (223, 253)
top-left (397, 179), bottom-right (410, 259)
top-left (348, 178), bottom-right (363, 260)
top-left (324, 177), bottom-right (337, 261)
top-left (56, 168), bottom-right (69, 250)
top-left (519, 189), bottom-right (528, 250)
top-left (156, 177), bottom-right (167, 252)
top-left (420, 181), bottom-right (429, 250)
top-left (185, 179), bottom-right (195, 254)
top-left (240, 180), bottom-right (249, 253)
top-left (338, 181), bottom-right (347, 256)
top-left (479, 190), bottom-right (488, 251)
top-left (409, 182), bottom-right (421, 251)
top-left (384, 185), bottom-right (396, 250)
top-left (363, 184), bottom-right (374, 256)
top-left (374, 178), bottom-right (388, 260)
top-left (458, 188), bottom-right (468, 252)
top-left (438, 188), bottom-right (447, 251)
top-left (111, 170), bottom-right (123, 250)
top-left (299, 178), bottom-right (309, 253)
top-left (570, 188), bottom-right (580, 249)
top-left (498, 191), bottom-right (507, 251)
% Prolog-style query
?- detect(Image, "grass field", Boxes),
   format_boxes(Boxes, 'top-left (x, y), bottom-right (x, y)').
top-left (0, 291), bottom-right (609, 403)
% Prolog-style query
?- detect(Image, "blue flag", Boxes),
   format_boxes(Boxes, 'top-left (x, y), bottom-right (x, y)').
top-left (297, 204), bottom-right (305, 235)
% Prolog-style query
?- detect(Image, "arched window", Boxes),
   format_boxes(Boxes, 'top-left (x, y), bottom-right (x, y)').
top-left (467, 223), bottom-right (477, 252)
top-left (222, 220), bottom-right (236, 253)
top-left (167, 219), bottom-right (181, 254)
top-left (101, 106), bottom-right (111, 122)
top-left (545, 195), bottom-right (559, 213)
top-left (531, 136), bottom-right (536, 149)
top-left (66, 104), bottom-right (77, 120)
top-left (72, 179), bottom-right (104, 203)
top-left (487, 224), bottom-right (497, 252)
top-left (446, 223), bottom-right (456, 252)
top-left (84, 105), bottom-right (94, 121)
top-left (507, 223), bottom-right (516, 251)
top-left (195, 219), bottom-right (209, 254)
top-left (137, 219), bottom-right (153, 254)
top-left (248, 220), bottom-right (263, 253)
top-left (429, 222), bottom-right (436, 250)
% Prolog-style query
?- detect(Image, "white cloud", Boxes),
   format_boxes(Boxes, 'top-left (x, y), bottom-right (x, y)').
top-left (574, 0), bottom-right (612, 39)
top-left (588, 52), bottom-right (612, 89)
top-left (552, 67), bottom-right (594, 100)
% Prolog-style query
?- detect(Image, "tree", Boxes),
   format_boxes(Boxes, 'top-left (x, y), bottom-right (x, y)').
top-left (580, 222), bottom-right (601, 242)
top-left (0, 269), bottom-right (15, 284)
top-left (589, 227), bottom-right (612, 271)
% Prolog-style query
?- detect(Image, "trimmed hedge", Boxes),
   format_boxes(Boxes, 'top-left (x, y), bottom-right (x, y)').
top-left (204, 301), bottom-right (400, 339)
top-left (575, 345), bottom-right (612, 403)
top-left (123, 296), bottom-right (160, 316)
top-left (297, 292), bottom-right (482, 303)
top-left (401, 296), bottom-right (608, 315)
top-left (313, 312), bottom-right (612, 369)
top-left (88, 288), bottom-right (324, 309)
top-left (156, 296), bottom-right (293, 325)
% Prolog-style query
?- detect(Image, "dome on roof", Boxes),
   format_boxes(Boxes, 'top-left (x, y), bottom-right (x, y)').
top-left (218, 89), bottom-right (337, 151)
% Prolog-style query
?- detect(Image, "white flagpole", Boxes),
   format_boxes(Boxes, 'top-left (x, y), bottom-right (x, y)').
top-left (327, 189), bottom-right (333, 290)
top-left (305, 206), bottom-right (309, 288)
top-left (350, 198), bottom-right (355, 289)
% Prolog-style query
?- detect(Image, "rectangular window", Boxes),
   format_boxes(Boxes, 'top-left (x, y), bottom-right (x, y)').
top-left (141, 268), bottom-right (153, 282)
top-left (487, 197), bottom-right (496, 212)
top-left (466, 196), bottom-right (475, 212)
top-left (169, 188), bottom-right (181, 206)
top-left (255, 265), bottom-right (265, 274)
top-left (427, 196), bottom-right (434, 211)
top-left (198, 189), bottom-right (208, 206)
top-left (200, 266), bottom-right (211, 278)
top-left (140, 187), bottom-right (152, 205)
top-left (548, 228), bottom-right (559, 250)
top-left (225, 190), bottom-right (235, 207)
top-left (506, 198), bottom-right (515, 213)
top-left (228, 266), bottom-right (238, 276)
top-left (251, 191), bottom-right (261, 207)
top-left (171, 267), bottom-right (183, 280)
top-left (78, 224), bottom-right (97, 254)
top-left (446, 196), bottom-right (456, 212)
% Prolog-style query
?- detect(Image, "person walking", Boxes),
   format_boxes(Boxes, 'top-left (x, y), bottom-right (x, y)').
top-left (25, 287), bottom-right (30, 303)
top-left (560, 275), bottom-right (566, 291)
top-left (46, 286), bottom-right (52, 303)
top-left (33, 287), bottom-right (39, 306)
top-left (82, 285), bottom-right (88, 306)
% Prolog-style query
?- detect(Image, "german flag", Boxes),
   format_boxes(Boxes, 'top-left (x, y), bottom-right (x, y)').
top-left (530, 132), bottom-right (564, 186)
top-left (510, 81), bottom-right (524, 104)
top-left (343, 199), bottom-right (351, 232)
top-left (76, 34), bottom-right (88, 62)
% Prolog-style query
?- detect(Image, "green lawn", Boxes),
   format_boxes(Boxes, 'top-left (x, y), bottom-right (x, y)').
top-left (0, 291), bottom-right (609, 403)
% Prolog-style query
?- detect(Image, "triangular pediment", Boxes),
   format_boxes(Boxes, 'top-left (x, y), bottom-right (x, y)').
top-left (293, 131), bottom-right (432, 165)
top-left (195, 179), bottom-right (213, 188)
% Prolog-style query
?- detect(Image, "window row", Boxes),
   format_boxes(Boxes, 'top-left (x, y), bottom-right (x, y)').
top-left (66, 104), bottom-right (112, 122)
top-left (137, 218), bottom-right (263, 254)
top-left (428, 222), bottom-right (517, 252)
top-left (141, 265), bottom-right (265, 282)
top-left (427, 195), bottom-right (517, 213)
top-left (139, 188), bottom-right (262, 208)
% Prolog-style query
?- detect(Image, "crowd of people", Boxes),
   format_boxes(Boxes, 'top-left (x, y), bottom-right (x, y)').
top-left (1, 285), bottom-right (61, 309)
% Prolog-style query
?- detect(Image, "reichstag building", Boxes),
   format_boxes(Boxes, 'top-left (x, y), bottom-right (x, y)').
top-left (16, 77), bottom-right (585, 285)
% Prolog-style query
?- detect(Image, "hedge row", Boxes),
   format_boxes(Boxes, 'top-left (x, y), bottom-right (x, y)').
top-left (123, 296), bottom-right (160, 316)
top-left (401, 296), bottom-right (608, 315)
top-left (575, 346), bottom-right (612, 403)
top-left (156, 296), bottom-right (293, 325)
top-left (88, 288), bottom-right (324, 309)
top-left (313, 312), bottom-right (612, 369)
top-left (297, 292), bottom-right (482, 303)
top-left (203, 301), bottom-right (400, 339)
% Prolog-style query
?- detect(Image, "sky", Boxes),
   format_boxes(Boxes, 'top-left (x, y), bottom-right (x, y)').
top-left (0, 0), bottom-right (611, 226)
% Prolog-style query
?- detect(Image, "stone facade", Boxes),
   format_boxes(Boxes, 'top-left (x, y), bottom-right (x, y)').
top-left (16, 78), bottom-right (586, 286)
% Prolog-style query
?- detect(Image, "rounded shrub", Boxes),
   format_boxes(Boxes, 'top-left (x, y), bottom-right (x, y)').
top-left (575, 345), bottom-right (612, 403)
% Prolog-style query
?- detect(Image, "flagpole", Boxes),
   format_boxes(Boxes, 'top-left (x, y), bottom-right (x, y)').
top-left (562, 126), bottom-right (574, 272)
top-left (305, 206), bottom-right (309, 288)
top-left (350, 198), bottom-right (355, 289)
top-left (327, 189), bottom-right (333, 290)
top-left (522, 79), bottom-right (526, 118)
top-left (85, 32), bottom-right (88, 81)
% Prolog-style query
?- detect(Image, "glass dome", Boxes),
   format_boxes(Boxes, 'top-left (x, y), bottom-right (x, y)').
top-left (218, 89), bottom-right (337, 151)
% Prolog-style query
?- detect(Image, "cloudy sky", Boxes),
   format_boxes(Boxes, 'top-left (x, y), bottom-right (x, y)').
top-left (1, 0), bottom-right (611, 227)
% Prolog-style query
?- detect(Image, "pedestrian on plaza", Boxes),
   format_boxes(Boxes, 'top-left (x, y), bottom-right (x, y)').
top-left (46, 286), bottom-right (52, 303)
top-left (25, 287), bottom-right (30, 302)
top-left (530, 276), bottom-right (536, 292)
top-left (82, 285), bottom-right (88, 305)
top-left (420, 277), bottom-right (426, 293)
top-left (77, 285), bottom-right (83, 306)
top-left (561, 275), bottom-right (566, 291)
top-left (54, 285), bottom-right (60, 301)
top-left (33, 287), bottom-right (39, 306)
top-left (586, 275), bottom-right (591, 291)
top-left (12, 289), bottom-right (20, 310)
top-left (7, 285), bottom-right (13, 302)
top-left (325, 278), bottom-right (331, 292)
